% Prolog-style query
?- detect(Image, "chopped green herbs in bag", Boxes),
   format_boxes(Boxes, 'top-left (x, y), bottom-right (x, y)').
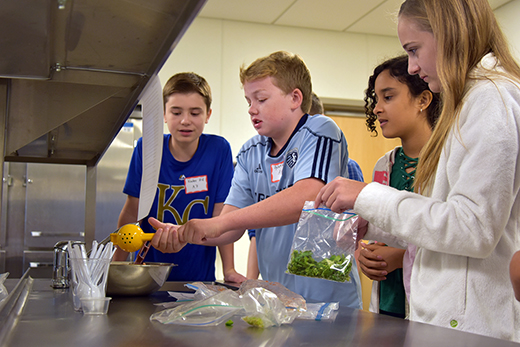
top-left (242, 316), bottom-right (265, 328)
top-left (286, 201), bottom-right (359, 283)
top-left (287, 250), bottom-right (352, 282)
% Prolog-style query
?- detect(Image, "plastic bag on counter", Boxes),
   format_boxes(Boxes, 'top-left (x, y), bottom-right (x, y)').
top-left (157, 282), bottom-right (231, 310)
top-left (185, 281), bottom-right (229, 301)
top-left (240, 287), bottom-right (299, 328)
top-left (297, 302), bottom-right (339, 321)
top-left (286, 201), bottom-right (359, 282)
top-left (0, 272), bottom-right (9, 303)
top-left (150, 288), bottom-right (243, 326)
top-left (238, 279), bottom-right (306, 311)
top-left (151, 280), bottom-right (307, 328)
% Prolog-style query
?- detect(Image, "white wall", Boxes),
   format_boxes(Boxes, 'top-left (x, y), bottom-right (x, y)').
top-left (495, 0), bottom-right (520, 60)
top-left (159, 18), bottom-right (403, 156)
top-left (156, 0), bottom-right (520, 280)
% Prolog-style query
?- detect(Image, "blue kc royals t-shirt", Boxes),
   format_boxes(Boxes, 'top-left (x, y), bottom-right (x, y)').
top-left (123, 133), bottom-right (234, 281)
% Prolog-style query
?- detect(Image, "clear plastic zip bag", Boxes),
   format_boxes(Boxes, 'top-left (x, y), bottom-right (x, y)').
top-left (152, 280), bottom-right (307, 328)
top-left (297, 302), bottom-right (339, 321)
top-left (240, 287), bottom-right (299, 328)
top-left (150, 288), bottom-right (243, 326)
top-left (286, 201), bottom-right (358, 282)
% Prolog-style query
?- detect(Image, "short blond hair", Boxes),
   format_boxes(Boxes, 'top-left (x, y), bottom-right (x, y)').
top-left (239, 51), bottom-right (312, 113)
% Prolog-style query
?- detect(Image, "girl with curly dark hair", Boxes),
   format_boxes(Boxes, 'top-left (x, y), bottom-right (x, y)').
top-left (359, 54), bottom-right (439, 319)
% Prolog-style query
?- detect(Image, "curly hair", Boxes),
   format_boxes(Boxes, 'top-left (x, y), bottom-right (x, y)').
top-left (364, 55), bottom-right (440, 136)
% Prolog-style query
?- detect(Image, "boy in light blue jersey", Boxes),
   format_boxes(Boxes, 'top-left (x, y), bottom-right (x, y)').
top-left (150, 51), bottom-right (362, 308)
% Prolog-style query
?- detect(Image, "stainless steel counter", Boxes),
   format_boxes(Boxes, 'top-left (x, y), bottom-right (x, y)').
top-left (1, 275), bottom-right (519, 347)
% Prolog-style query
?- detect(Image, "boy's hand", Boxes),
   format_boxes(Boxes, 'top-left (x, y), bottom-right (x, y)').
top-left (223, 268), bottom-right (247, 284)
top-left (148, 217), bottom-right (186, 253)
top-left (314, 177), bottom-right (366, 213)
top-left (178, 218), bottom-right (222, 244)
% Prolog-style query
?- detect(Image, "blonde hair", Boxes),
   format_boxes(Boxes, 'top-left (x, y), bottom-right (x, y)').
top-left (399, 0), bottom-right (520, 194)
top-left (239, 51), bottom-right (312, 113)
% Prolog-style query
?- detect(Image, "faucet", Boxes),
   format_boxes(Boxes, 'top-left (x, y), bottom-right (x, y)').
top-left (51, 240), bottom-right (84, 289)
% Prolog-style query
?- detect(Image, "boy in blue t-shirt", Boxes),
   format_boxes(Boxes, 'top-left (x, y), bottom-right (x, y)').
top-left (150, 51), bottom-right (362, 308)
top-left (114, 72), bottom-right (246, 283)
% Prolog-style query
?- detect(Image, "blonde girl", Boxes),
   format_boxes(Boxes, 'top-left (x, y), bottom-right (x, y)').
top-left (316, 0), bottom-right (520, 341)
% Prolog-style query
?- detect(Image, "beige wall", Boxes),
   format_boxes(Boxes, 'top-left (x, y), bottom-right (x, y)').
top-left (155, 0), bottom-right (520, 306)
top-left (158, 17), bottom-right (404, 156)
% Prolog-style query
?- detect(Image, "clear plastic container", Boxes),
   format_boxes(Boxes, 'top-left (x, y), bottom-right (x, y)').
top-left (80, 297), bottom-right (112, 315)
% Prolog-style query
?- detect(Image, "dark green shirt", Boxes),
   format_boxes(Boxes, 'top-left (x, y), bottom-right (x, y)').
top-left (379, 147), bottom-right (417, 317)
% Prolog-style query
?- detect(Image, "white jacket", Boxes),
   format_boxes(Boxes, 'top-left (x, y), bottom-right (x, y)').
top-left (355, 54), bottom-right (520, 341)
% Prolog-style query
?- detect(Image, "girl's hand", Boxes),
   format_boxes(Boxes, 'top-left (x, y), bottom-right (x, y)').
top-left (314, 177), bottom-right (367, 213)
top-left (358, 242), bottom-right (388, 281)
top-left (358, 242), bottom-right (405, 281)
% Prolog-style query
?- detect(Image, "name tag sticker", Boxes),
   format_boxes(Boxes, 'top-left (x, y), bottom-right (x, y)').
top-left (184, 175), bottom-right (208, 194)
top-left (271, 162), bottom-right (284, 183)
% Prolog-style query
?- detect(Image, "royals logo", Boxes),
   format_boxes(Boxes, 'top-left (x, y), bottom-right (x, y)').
top-left (286, 149), bottom-right (298, 168)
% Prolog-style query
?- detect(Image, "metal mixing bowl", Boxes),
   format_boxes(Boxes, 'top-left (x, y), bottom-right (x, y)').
top-left (106, 261), bottom-right (175, 296)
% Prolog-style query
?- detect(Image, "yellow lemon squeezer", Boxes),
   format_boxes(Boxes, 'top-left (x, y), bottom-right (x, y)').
top-left (110, 223), bottom-right (154, 253)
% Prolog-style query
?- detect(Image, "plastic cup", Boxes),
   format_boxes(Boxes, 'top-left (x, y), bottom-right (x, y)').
top-left (80, 297), bottom-right (112, 315)
top-left (69, 257), bottom-right (111, 312)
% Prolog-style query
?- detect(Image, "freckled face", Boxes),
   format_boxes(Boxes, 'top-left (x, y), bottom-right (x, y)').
top-left (243, 76), bottom-right (295, 142)
top-left (398, 16), bottom-right (440, 93)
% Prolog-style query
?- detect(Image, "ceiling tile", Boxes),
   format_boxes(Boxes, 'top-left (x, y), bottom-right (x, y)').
top-left (198, 0), bottom-right (514, 36)
top-left (198, 0), bottom-right (295, 24)
top-left (346, 0), bottom-right (403, 37)
top-left (274, 0), bottom-right (383, 32)
top-left (488, 0), bottom-right (513, 9)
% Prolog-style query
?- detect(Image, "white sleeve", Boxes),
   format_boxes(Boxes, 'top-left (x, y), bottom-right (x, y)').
top-left (355, 80), bottom-right (520, 258)
top-left (365, 222), bottom-right (408, 249)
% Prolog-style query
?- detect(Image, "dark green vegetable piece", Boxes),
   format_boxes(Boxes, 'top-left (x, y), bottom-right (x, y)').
top-left (225, 319), bottom-right (234, 327)
top-left (287, 250), bottom-right (351, 282)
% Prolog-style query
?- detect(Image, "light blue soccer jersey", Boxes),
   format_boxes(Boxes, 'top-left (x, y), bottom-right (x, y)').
top-left (226, 114), bottom-right (362, 308)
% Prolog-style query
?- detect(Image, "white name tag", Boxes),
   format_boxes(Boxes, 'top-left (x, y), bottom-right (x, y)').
top-left (184, 175), bottom-right (208, 194)
top-left (271, 162), bottom-right (284, 183)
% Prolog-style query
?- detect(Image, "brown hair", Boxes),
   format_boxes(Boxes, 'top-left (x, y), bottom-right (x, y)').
top-left (309, 92), bottom-right (324, 115)
top-left (399, 0), bottom-right (520, 194)
top-left (163, 72), bottom-right (212, 112)
top-left (239, 51), bottom-right (312, 113)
